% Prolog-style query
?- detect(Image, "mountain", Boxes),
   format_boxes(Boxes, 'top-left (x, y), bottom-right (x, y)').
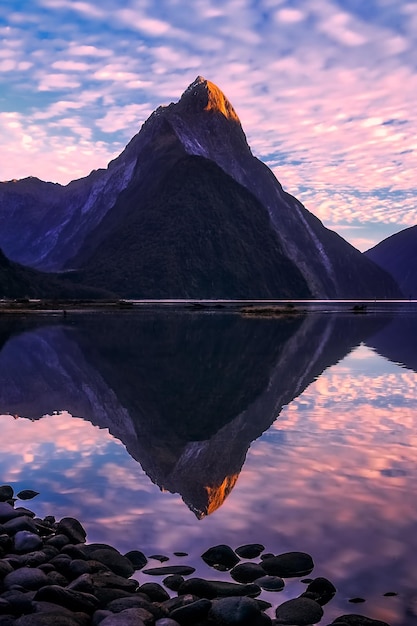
top-left (0, 76), bottom-right (402, 299)
top-left (0, 247), bottom-right (113, 300)
top-left (365, 226), bottom-right (417, 299)
top-left (0, 310), bottom-right (391, 518)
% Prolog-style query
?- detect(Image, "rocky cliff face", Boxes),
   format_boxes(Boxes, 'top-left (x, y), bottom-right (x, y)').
top-left (365, 225), bottom-right (417, 299)
top-left (0, 76), bottom-right (402, 298)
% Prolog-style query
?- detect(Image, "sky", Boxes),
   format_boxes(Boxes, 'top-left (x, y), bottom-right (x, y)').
top-left (1, 0), bottom-right (416, 251)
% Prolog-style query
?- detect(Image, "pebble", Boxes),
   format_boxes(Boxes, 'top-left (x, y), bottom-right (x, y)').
top-left (0, 484), bottom-right (395, 626)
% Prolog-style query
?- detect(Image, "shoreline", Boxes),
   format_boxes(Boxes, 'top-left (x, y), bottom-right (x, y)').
top-left (0, 485), bottom-right (393, 626)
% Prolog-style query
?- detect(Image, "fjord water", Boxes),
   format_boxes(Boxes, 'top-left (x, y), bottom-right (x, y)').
top-left (1, 307), bottom-right (417, 625)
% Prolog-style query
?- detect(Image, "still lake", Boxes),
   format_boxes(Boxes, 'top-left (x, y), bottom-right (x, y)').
top-left (1, 304), bottom-right (417, 625)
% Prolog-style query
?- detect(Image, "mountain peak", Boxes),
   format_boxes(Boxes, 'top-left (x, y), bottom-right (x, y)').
top-left (178, 76), bottom-right (240, 122)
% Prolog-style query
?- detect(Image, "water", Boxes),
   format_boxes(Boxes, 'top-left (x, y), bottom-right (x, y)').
top-left (1, 306), bottom-right (417, 624)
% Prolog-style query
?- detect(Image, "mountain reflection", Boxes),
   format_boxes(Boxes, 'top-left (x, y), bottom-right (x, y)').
top-left (0, 309), bottom-right (390, 517)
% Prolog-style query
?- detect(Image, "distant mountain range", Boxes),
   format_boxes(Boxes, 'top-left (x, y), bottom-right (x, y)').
top-left (0, 76), bottom-right (405, 299)
top-left (365, 226), bottom-right (417, 299)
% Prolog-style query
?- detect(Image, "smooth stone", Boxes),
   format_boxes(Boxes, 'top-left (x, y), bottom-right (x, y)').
top-left (33, 586), bottom-right (99, 614)
top-left (170, 598), bottom-right (211, 625)
top-left (66, 573), bottom-right (95, 593)
top-left (0, 487), bottom-right (14, 503)
top-left (0, 616), bottom-right (16, 625)
top-left (124, 550), bottom-right (147, 571)
top-left (201, 545), bottom-right (240, 570)
top-left (148, 554), bottom-right (169, 563)
top-left (105, 596), bottom-right (164, 620)
top-left (55, 518), bottom-right (86, 544)
top-left (45, 535), bottom-right (70, 550)
top-left (99, 608), bottom-right (147, 625)
top-left (0, 534), bottom-right (13, 552)
top-left (173, 552), bottom-right (188, 557)
top-left (142, 565), bottom-right (195, 576)
top-left (0, 560), bottom-right (14, 578)
top-left (2, 517), bottom-right (38, 535)
top-left (90, 571), bottom-right (139, 592)
top-left (138, 582), bottom-right (170, 602)
top-left (178, 577), bottom-right (260, 599)
top-left (155, 620), bottom-right (181, 626)
top-left (300, 576), bottom-right (336, 605)
top-left (235, 544), bottom-right (265, 559)
top-left (0, 503), bottom-right (22, 523)
top-left (349, 598), bottom-right (366, 604)
top-left (254, 576), bottom-right (285, 592)
top-left (92, 588), bottom-right (136, 607)
top-left (274, 597), bottom-right (323, 625)
top-left (209, 596), bottom-right (271, 626)
top-left (19, 551), bottom-right (48, 567)
top-left (87, 549), bottom-right (134, 579)
top-left (60, 545), bottom-right (88, 560)
top-left (330, 616), bottom-right (391, 626)
top-left (230, 563), bottom-right (266, 583)
top-left (163, 574), bottom-right (184, 591)
top-left (16, 491), bottom-right (39, 501)
top-left (68, 559), bottom-right (91, 579)
top-left (14, 615), bottom-right (82, 626)
top-left (14, 531), bottom-right (42, 553)
top-left (4, 567), bottom-right (48, 590)
top-left (45, 571), bottom-right (69, 587)
top-left (261, 552), bottom-right (314, 578)
top-left (12, 508), bottom-right (35, 519)
top-left (161, 595), bottom-right (200, 614)
top-left (1, 590), bottom-right (34, 615)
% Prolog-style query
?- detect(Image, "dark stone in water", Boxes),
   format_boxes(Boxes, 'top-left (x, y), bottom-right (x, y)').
top-left (330, 616), bottom-right (391, 626)
top-left (148, 554), bottom-right (169, 562)
top-left (349, 597), bottom-right (366, 604)
top-left (33, 585), bottom-right (99, 614)
top-left (87, 548), bottom-right (134, 578)
top-left (170, 598), bottom-right (212, 625)
top-left (300, 576), bottom-right (337, 605)
top-left (261, 551), bottom-right (314, 578)
top-left (254, 575), bottom-right (285, 592)
top-left (16, 490), bottom-right (39, 501)
top-left (230, 562), bottom-right (266, 583)
top-left (138, 582), bottom-right (170, 603)
top-left (142, 565), bottom-right (195, 576)
top-left (124, 549), bottom-right (147, 570)
top-left (163, 574), bottom-right (185, 591)
top-left (55, 518), bottom-right (86, 545)
top-left (173, 552), bottom-right (188, 557)
top-left (274, 597), bottom-right (323, 625)
top-left (201, 544), bottom-right (240, 570)
top-left (235, 544), bottom-right (265, 559)
top-left (209, 596), bottom-right (271, 626)
top-left (0, 487), bottom-right (13, 503)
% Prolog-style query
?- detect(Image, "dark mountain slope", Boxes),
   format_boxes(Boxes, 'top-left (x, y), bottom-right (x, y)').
top-left (365, 225), bottom-right (417, 298)
top-left (0, 248), bottom-right (113, 299)
top-left (76, 155), bottom-right (311, 298)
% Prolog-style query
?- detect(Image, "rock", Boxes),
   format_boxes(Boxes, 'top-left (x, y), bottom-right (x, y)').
top-left (299, 576), bottom-right (336, 605)
top-left (163, 574), bottom-right (184, 591)
top-left (155, 620), bottom-right (181, 626)
top-left (3, 566), bottom-right (49, 590)
top-left (177, 577), bottom-right (217, 599)
top-left (87, 549), bottom-right (134, 578)
top-left (90, 571), bottom-right (139, 592)
top-left (0, 487), bottom-right (14, 503)
top-left (105, 596), bottom-right (164, 620)
top-left (66, 573), bottom-right (95, 593)
top-left (45, 535), bottom-right (70, 550)
top-left (209, 596), bottom-right (271, 625)
top-left (274, 597), bottom-right (323, 625)
top-left (14, 615), bottom-right (84, 625)
top-left (1, 590), bottom-right (33, 615)
top-left (0, 560), bottom-right (14, 579)
top-left (124, 550), bottom-right (147, 570)
top-left (3, 517), bottom-right (38, 535)
top-left (16, 491), bottom-right (39, 501)
top-left (55, 518), bottom-right (86, 544)
top-left (99, 608), bottom-right (147, 625)
top-left (138, 582), bottom-right (170, 602)
top-left (261, 552), bottom-right (314, 578)
top-left (33, 586), bottom-right (98, 614)
top-left (201, 545), bottom-right (239, 570)
top-left (170, 598), bottom-right (211, 625)
top-left (142, 565), bottom-right (195, 576)
top-left (173, 552), bottom-right (188, 557)
top-left (230, 562), bottom-right (266, 583)
top-left (330, 616), bottom-right (391, 626)
top-left (235, 544), bottom-right (265, 559)
top-left (254, 576), bottom-right (285, 592)
top-left (148, 554), bottom-right (169, 563)
top-left (14, 531), bottom-right (42, 553)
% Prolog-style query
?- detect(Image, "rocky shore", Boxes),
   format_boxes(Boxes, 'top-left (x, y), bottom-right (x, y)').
top-left (0, 485), bottom-right (391, 626)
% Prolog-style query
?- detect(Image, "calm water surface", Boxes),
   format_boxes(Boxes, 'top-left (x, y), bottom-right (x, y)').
top-left (1, 307), bottom-right (417, 625)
